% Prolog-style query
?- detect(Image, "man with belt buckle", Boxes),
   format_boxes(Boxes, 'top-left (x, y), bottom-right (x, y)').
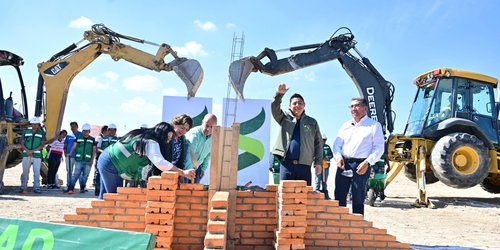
top-left (333, 97), bottom-right (384, 215)
top-left (271, 83), bottom-right (323, 186)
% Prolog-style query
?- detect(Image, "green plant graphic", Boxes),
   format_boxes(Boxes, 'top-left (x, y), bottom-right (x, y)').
top-left (238, 107), bottom-right (265, 170)
top-left (192, 106), bottom-right (208, 127)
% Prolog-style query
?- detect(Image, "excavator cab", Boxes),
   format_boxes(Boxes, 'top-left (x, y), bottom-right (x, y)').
top-left (0, 50), bottom-right (30, 194)
top-left (404, 68), bottom-right (498, 145)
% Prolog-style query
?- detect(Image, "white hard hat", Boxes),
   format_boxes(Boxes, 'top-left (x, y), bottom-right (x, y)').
top-left (322, 133), bottom-right (327, 140)
top-left (108, 123), bottom-right (117, 129)
top-left (140, 124), bottom-right (148, 129)
top-left (82, 123), bottom-right (91, 130)
top-left (29, 117), bottom-right (41, 124)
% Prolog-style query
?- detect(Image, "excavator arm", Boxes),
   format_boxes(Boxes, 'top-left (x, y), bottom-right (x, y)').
top-left (36, 24), bottom-right (203, 139)
top-left (229, 27), bottom-right (394, 134)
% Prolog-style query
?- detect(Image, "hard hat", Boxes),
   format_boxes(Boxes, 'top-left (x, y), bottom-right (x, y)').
top-left (108, 123), bottom-right (117, 129)
top-left (140, 124), bottom-right (148, 129)
top-left (82, 123), bottom-right (91, 130)
top-left (29, 117), bottom-right (41, 124)
top-left (322, 133), bottom-right (327, 140)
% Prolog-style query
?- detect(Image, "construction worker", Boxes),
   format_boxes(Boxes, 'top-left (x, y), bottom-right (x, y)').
top-left (97, 122), bottom-right (195, 199)
top-left (93, 125), bottom-right (108, 195)
top-left (64, 122), bottom-right (83, 190)
top-left (19, 117), bottom-right (46, 194)
top-left (65, 123), bottom-right (96, 194)
top-left (314, 133), bottom-right (333, 199)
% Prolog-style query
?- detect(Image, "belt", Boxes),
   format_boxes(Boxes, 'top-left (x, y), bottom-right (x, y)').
top-left (284, 159), bottom-right (300, 165)
top-left (344, 157), bottom-right (365, 163)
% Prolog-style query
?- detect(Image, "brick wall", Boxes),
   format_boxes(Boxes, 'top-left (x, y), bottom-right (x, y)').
top-left (59, 173), bottom-right (410, 249)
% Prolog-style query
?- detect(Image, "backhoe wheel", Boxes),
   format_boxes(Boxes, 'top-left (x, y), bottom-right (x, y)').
top-left (40, 161), bottom-right (49, 185)
top-left (430, 133), bottom-right (490, 188)
top-left (480, 175), bottom-right (500, 194)
top-left (403, 163), bottom-right (439, 184)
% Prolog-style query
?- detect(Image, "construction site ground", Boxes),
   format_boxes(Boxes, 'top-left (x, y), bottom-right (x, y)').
top-left (1, 163), bottom-right (499, 249)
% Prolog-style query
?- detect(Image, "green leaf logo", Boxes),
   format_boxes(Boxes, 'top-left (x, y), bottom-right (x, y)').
top-left (238, 107), bottom-right (265, 170)
top-left (192, 106), bottom-right (208, 127)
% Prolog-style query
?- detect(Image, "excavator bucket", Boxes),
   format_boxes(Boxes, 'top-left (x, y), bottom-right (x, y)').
top-left (173, 59), bottom-right (204, 98)
top-left (228, 57), bottom-right (255, 99)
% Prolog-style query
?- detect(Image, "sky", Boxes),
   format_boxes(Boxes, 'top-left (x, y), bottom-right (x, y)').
top-left (2, 0), bottom-right (500, 146)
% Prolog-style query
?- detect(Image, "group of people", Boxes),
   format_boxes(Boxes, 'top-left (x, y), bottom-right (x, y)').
top-left (272, 83), bottom-right (384, 215)
top-left (18, 113), bottom-right (218, 200)
top-left (20, 82), bottom-right (382, 215)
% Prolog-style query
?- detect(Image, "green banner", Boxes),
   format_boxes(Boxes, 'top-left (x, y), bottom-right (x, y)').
top-left (0, 217), bottom-right (155, 250)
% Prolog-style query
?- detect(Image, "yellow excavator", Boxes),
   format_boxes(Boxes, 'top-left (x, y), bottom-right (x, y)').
top-left (229, 27), bottom-right (500, 207)
top-left (0, 24), bottom-right (204, 193)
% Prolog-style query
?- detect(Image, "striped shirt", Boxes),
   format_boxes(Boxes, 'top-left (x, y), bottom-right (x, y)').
top-left (48, 138), bottom-right (66, 155)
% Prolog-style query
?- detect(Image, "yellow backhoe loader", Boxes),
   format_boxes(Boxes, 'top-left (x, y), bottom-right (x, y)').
top-left (0, 24), bottom-right (204, 193)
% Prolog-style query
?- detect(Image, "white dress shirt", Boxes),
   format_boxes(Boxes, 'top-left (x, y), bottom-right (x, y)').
top-left (332, 115), bottom-right (385, 165)
top-left (144, 140), bottom-right (175, 171)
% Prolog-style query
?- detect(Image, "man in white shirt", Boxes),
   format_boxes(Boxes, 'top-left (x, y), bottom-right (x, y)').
top-left (332, 97), bottom-right (385, 215)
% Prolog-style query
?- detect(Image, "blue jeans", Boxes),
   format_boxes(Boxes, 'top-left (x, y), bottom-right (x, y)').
top-left (70, 161), bottom-right (91, 190)
top-left (334, 159), bottom-right (371, 215)
top-left (315, 167), bottom-right (330, 191)
top-left (65, 157), bottom-right (76, 188)
top-left (97, 148), bottom-right (123, 199)
top-left (280, 161), bottom-right (312, 186)
top-left (194, 167), bottom-right (203, 183)
top-left (20, 156), bottom-right (41, 191)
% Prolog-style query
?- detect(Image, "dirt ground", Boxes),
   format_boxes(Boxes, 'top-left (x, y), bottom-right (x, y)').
top-left (1, 163), bottom-right (499, 250)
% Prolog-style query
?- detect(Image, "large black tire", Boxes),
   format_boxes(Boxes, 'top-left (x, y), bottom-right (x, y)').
top-left (40, 161), bottom-right (49, 185)
top-left (430, 133), bottom-right (490, 188)
top-left (5, 149), bottom-right (23, 169)
top-left (367, 188), bottom-right (376, 206)
top-left (404, 163), bottom-right (439, 184)
top-left (480, 175), bottom-right (500, 194)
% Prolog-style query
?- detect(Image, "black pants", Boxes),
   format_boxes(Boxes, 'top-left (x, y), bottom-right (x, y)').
top-left (334, 158), bottom-right (371, 215)
top-left (47, 154), bottom-right (62, 186)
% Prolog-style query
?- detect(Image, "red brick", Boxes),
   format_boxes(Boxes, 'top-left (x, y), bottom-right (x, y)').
top-left (179, 183), bottom-right (204, 190)
top-left (124, 222), bottom-right (145, 229)
top-left (115, 215), bottom-right (139, 221)
top-left (148, 201), bottom-right (175, 209)
top-left (316, 213), bottom-right (340, 220)
top-left (364, 241), bottom-right (388, 247)
top-left (191, 190), bottom-right (208, 197)
top-left (147, 183), bottom-right (162, 190)
top-left (265, 185), bottom-right (278, 191)
top-left (190, 203), bottom-right (207, 210)
top-left (177, 196), bottom-right (202, 203)
top-left (240, 238), bottom-right (266, 245)
top-left (244, 197), bottom-right (269, 204)
top-left (326, 206), bottom-right (349, 213)
top-left (161, 171), bottom-right (179, 179)
top-left (280, 180), bottom-right (306, 187)
top-left (236, 191), bottom-right (253, 197)
top-left (340, 227), bottom-right (364, 234)
top-left (75, 208), bottom-right (98, 214)
top-left (115, 201), bottom-right (142, 208)
top-left (255, 218), bottom-right (276, 225)
top-left (91, 200), bottom-right (115, 207)
top-left (326, 220), bottom-right (349, 227)
top-left (350, 234), bottom-right (374, 240)
top-left (126, 208), bottom-right (146, 215)
top-left (339, 240), bottom-right (363, 247)
top-left (340, 214), bottom-right (364, 220)
top-left (388, 242), bottom-right (411, 248)
top-left (242, 211), bottom-right (268, 218)
top-left (176, 210), bottom-right (200, 217)
top-left (190, 217), bottom-right (207, 224)
top-left (316, 227), bottom-right (340, 233)
top-left (241, 225), bottom-right (266, 231)
top-left (100, 207), bottom-right (125, 214)
top-left (235, 218), bottom-right (253, 224)
top-left (148, 189), bottom-right (176, 197)
top-left (314, 240), bottom-right (338, 246)
top-left (254, 204), bottom-right (276, 211)
top-left (374, 235), bottom-right (397, 241)
top-left (89, 215), bottom-right (114, 221)
top-left (175, 224), bottom-right (200, 230)
top-left (236, 204), bottom-right (253, 210)
top-left (117, 187), bottom-right (145, 194)
top-left (128, 194), bottom-right (148, 201)
top-left (64, 214), bottom-right (88, 221)
top-left (365, 228), bottom-right (387, 235)
top-left (350, 220), bottom-right (373, 227)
